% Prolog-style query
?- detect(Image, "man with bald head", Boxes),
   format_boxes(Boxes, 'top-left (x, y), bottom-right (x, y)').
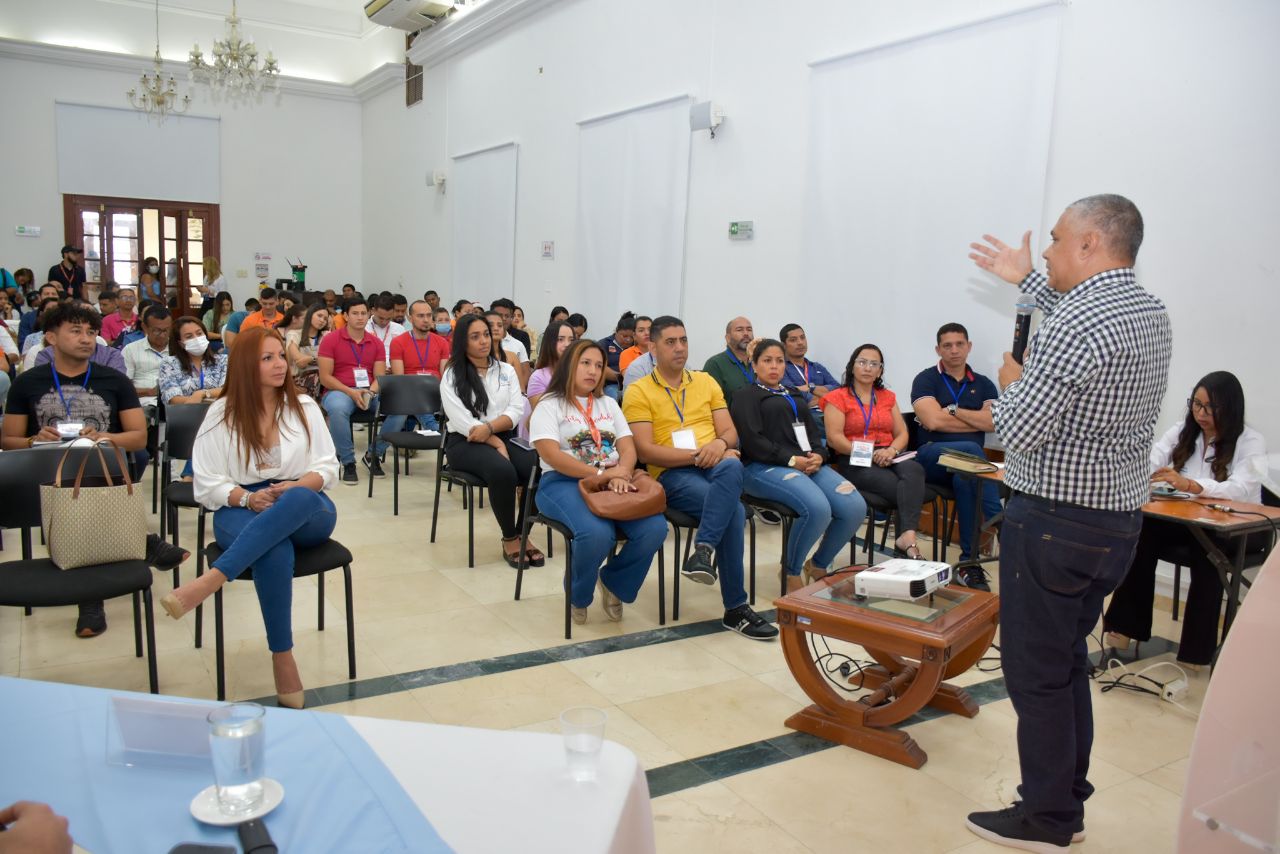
top-left (702, 316), bottom-right (757, 406)
top-left (964, 194), bottom-right (1171, 851)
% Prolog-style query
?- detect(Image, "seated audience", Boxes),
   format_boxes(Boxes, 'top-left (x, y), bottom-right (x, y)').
top-left (384, 299), bottom-right (449, 436)
top-left (1104, 371), bottom-right (1268, 666)
top-left (392, 293), bottom-right (409, 325)
top-left (1, 301), bottom-right (186, 637)
top-left (220, 309), bottom-right (249, 351)
top-left (101, 287), bottom-right (139, 346)
top-left (490, 298), bottom-right (531, 364)
top-left (521, 320), bottom-right (577, 437)
top-left (512, 304), bottom-right (535, 354)
top-left (323, 289), bottom-right (338, 312)
top-left (203, 291), bottom-right (235, 346)
top-left (567, 312), bottom-right (588, 339)
top-left (162, 326), bottom-right (339, 709)
top-left (622, 315), bottom-right (778, 640)
top-left (96, 289), bottom-right (117, 318)
top-left (286, 303), bottom-right (330, 398)
top-left (341, 283), bottom-right (356, 300)
top-left (452, 299), bottom-right (475, 327)
top-left (549, 305), bottom-right (570, 324)
top-left (617, 315), bottom-right (652, 374)
top-left (910, 323), bottom-right (1003, 574)
top-left (530, 339), bottom-right (667, 624)
top-left (622, 330), bottom-right (656, 391)
top-left (441, 314), bottom-right (541, 568)
top-left (21, 296), bottom-right (61, 354)
top-left (33, 319), bottom-right (126, 376)
top-left (123, 307), bottom-right (171, 407)
top-left (424, 289), bottom-right (441, 313)
top-left (367, 294), bottom-right (406, 363)
top-left (731, 339), bottom-right (867, 592)
top-left (485, 310), bottom-right (529, 389)
top-left (317, 297), bottom-right (389, 482)
top-left (702, 316), bottom-right (757, 405)
top-left (244, 297), bottom-right (261, 313)
top-left (18, 283), bottom-right (59, 342)
top-left (779, 323), bottom-right (837, 436)
top-left (597, 312), bottom-right (636, 402)
top-left (432, 306), bottom-right (454, 340)
top-left (160, 317), bottom-right (227, 406)
top-left (240, 288), bottom-right (285, 331)
top-left (825, 344), bottom-right (929, 561)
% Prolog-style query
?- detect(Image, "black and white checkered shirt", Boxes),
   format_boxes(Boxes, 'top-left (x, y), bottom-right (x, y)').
top-left (992, 268), bottom-right (1171, 511)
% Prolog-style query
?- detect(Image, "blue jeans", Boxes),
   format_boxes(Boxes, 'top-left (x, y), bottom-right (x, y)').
top-left (743, 463), bottom-right (866, 573)
top-left (602, 383), bottom-right (622, 403)
top-left (534, 471), bottom-right (668, 608)
top-left (381, 412), bottom-right (439, 437)
top-left (657, 458), bottom-right (748, 610)
top-left (211, 485), bottom-right (338, 653)
top-left (998, 494), bottom-right (1141, 835)
top-left (916, 440), bottom-right (1003, 558)
top-left (322, 389), bottom-right (388, 464)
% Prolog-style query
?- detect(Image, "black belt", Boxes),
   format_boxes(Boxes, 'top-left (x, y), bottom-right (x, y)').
top-left (1010, 491), bottom-right (1102, 513)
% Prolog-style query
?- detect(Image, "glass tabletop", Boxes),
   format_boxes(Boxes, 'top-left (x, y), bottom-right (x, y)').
top-left (812, 575), bottom-right (972, 624)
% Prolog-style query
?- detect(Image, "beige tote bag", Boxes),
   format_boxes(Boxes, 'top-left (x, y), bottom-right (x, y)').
top-left (40, 440), bottom-right (148, 570)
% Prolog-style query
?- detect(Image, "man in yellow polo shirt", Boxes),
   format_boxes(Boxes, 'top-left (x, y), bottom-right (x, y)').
top-left (622, 315), bottom-right (778, 642)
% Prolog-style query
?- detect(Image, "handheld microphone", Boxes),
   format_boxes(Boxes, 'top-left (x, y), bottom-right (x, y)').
top-left (1011, 296), bottom-right (1036, 364)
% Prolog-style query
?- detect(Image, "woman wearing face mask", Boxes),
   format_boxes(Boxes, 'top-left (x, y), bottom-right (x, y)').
top-left (160, 317), bottom-right (228, 406)
top-left (521, 320), bottom-right (577, 438)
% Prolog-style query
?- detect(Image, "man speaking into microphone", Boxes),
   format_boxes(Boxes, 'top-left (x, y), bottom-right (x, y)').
top-left (964, 194), bottom-right (1171, 851)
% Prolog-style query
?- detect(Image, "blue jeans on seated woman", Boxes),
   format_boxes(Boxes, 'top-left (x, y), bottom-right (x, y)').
top-left (743, 463), bottom-right (866, 574)
top-left (211, 484), bottom-right (338, 653)
top-left (534, 470), bottom-right (668, 608)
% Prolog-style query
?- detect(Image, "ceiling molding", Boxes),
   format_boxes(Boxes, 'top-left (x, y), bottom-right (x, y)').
top-left (98, 0), bottom-right (374, 41)
top-left (0, 37), bottom-right (404, 103)
top-left (407, 0), bottom-right (563, 69)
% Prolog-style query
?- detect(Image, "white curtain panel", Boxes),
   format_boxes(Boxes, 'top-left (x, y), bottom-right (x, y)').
top-left (451, 142), bottom-right (519, 298)
top-left (574, 96), bottom-right (692, 333)
top-left (56, 103), bottom-right (221, 202)
top-left (799, 5), bottom-right (1061, 394)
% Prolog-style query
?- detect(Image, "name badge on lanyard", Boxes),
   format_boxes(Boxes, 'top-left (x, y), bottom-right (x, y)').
top-left (765, 384), bottom-right (810, 453)
top-left (658, 372), bottom-right (697, 450)
top-left (850, 390), bottom-right (875, 466)
top-left (52, 363), bottom-right (91, 438)
top-left (349, 338), bottom-right (371, 389)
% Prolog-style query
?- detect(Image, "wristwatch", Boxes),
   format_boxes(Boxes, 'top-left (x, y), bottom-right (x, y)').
top-left (947, 404), bottom-right (958, 416)
top-left (239, 491), bottom-right (252, 508)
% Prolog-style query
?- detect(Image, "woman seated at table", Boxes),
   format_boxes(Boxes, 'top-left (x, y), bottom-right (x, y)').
top-left (731, 339), bottom-right (868, 592)
top-left (160, 326), bottom-right (339, 709)
top-left (520, 320), bottom-right (577, 438)
top-left (529, 339), bottom-right (667, 623)
top-left (484, 309), bottom-right (530, 391)
top-left (442, 314), bottom-right (543, 569)
top-left (1104, 371), bottom-right (1269, 666)
top-left (824, 344), bottom-right (928, 559)
top-left (286, 303), bottom-right (330, 398)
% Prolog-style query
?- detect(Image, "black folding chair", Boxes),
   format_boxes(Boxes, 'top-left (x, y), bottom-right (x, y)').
top-left (743, 495), bottom-right (797, 598)
top-left (373, 375), bottom-right (444, 514)
top-left (429, 410), bottom-right (488, 567)
top-left (157, 403), bottom-right (212, 588)
top-left (0, 446), bottom-right (159, 692)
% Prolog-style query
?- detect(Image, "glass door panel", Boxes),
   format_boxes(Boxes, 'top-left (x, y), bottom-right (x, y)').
top-left (81, 211), bottom-right (102, 284)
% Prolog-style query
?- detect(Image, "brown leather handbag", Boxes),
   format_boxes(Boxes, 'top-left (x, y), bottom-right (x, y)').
top-left (578, 470), bottom-right (666, 521)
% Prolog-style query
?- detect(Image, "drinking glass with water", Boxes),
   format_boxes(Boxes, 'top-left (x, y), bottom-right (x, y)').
top-left (208, 703), bottom-right (266, 815)
top-left (559, 706), bottom-right (607, 782)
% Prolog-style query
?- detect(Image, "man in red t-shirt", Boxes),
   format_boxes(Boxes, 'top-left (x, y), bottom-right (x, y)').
top-left (383, 299), bottom-right (449, 436)
top-left (317, 297), bottom-right (387, 483)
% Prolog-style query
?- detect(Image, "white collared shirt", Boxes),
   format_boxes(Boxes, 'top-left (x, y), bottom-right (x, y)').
top-left (440, 360), bottom-right (526, 435)
top-left (501, 333), bottom-right (529, 364)
top-left (1151, 422), bottom-right (1268, 503)
top-left (122, 338), bottom-right (168, 406)
top-left (368, 320), bottom-right (406, 363)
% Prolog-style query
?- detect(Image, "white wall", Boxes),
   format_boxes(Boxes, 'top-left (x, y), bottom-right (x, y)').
top-left (0, 51), bottom-right (363, 305)
top-left (361, 0), bottom-right (1280, 443)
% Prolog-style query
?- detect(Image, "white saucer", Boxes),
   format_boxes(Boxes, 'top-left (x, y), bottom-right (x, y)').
top-left (190, 778), bottom-right (284, 826)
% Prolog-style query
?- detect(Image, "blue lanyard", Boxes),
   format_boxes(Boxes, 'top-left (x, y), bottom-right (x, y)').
top-left (724, 348), bottom-right (753, 384)
top-left (940, 372), bottom-right (969, 407)
top-left (409, 332), bottom-right (431, 372)
top-left (760, 384), bottom-right (799, 421)
top-left (198, 365), bottom-right (205, 390)
top-left (52, 362), bottom-right (92, 419)
top-left (347, 337), bottom-right (368, 367)
top-left (652, 371), bottom-right (688, 423)
top-left (852, 390), bottom-right (875, 438)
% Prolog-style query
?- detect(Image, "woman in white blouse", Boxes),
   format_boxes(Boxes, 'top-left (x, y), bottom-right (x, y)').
top-left (442, 313), bottom-right (541, 568)
top-left (1104, 371), bottom-right (1269, 665)
top-left (159, 326), bottom-right (340, 708)
top-left (529, 339), bottom-right (666, 624)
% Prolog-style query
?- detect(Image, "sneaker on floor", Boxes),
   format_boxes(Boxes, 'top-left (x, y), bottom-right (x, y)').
top-left (145, 533), bottom-right (188, 571)
top-left (965, 803), bottom-right (1071, 852)
top-left (362, 451), bottom-right (386, 477)
top-left (756, 508), bottom-right (782, 525)
top-left (957, 565), bottom-right (991, 592)
top-left (341, 462), bottom-right (359, 485)
top-left (681, 544), bottom-right (718, 585)
top-left (75, 601), bottom-right (107, 638)
top-left (722, 604), bottom-right (779, 641)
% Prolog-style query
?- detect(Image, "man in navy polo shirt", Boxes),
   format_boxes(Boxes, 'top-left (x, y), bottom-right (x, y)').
top-left (910, 322), bottom-right (1002, 584)
top-left (596, 311), bottom-right (636, 402)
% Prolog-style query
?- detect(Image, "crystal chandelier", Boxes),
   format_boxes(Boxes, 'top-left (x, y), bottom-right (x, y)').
top-left (128, 1), bottom-right (190, 118)
top-left (188, 1), bottom-right (280, 96)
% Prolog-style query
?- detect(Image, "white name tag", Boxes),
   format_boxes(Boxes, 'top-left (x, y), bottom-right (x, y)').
top-left (793, 422), bottom-right (811, 453)
top-left (850, 440), bottom-right (874, 467)
top-left (353, 368), bottom-right (371, 389)
top-left (672, 428), bottom-right (698, 450)
top-left (57, 420), bottom-right (85, 439)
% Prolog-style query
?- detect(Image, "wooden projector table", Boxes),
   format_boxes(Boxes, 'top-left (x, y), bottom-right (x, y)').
top-left (776, 569), bottom-right (999, 768)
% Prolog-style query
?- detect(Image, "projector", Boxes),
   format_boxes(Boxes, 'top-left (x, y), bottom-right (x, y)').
top-left (854, 560), bottom-right (952, 601)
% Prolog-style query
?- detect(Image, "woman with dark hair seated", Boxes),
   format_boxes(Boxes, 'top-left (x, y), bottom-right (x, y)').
top-left (731, 340), bottom-right (868, 592)
top-left (548, 306), bottom-right (569, 324)
top-left (520, 320), bottom-right (577, 438)
top-left (1104, 371), bottom-right (1268, 666)
top-left (441, 314), bottom-right (543, 568)
top-left (484, 309), bottom-right (529, 391)
top-left (824, 344), bottom-right (928, 560)
top-left (529, 339), bottom-right (667, 624)
top-left (160, 326), bottom-right (339, 708)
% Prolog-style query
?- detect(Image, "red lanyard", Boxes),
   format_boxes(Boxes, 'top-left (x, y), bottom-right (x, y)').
top-left (572, 396), bottom-right (601, 448)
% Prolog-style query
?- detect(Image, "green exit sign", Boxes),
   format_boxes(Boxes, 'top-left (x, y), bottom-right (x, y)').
top-left (728, 220), bottom-right (754, 240)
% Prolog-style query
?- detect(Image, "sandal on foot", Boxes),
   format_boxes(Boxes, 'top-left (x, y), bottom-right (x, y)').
top-left (524, 547), bottom-right (546, 568)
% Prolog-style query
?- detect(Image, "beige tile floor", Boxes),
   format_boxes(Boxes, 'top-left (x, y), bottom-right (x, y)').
top-left (0, 456), bottom-right (1203, 853)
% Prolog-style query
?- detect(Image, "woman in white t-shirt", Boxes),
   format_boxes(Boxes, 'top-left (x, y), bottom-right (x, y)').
top-left (1104, 371), bottom-right (1270, 666)
top-left (529, 339), bottom-right (667, 625)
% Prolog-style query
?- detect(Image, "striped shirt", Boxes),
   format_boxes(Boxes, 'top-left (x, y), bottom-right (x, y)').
top-left (992, 268), bottom-right (1171, 511)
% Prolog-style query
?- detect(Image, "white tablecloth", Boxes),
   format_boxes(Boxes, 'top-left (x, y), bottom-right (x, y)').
top-left (350, 716), bottom-right (656, 854)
